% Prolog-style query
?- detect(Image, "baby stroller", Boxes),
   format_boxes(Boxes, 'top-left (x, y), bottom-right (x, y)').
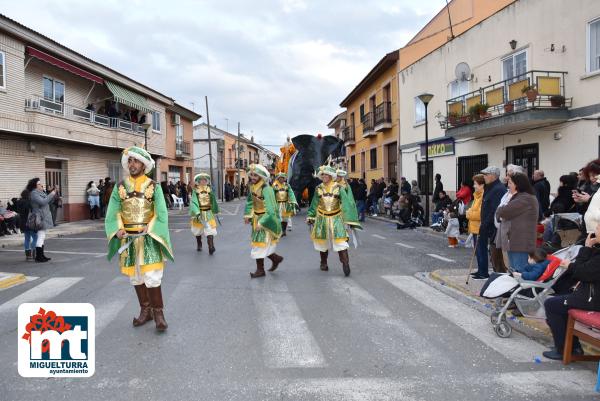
top-left (479, 244), bottom-right (582, 338)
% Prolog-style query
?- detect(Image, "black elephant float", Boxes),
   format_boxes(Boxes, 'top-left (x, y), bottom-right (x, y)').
top-left (287, 134), bottom-right (345, 206)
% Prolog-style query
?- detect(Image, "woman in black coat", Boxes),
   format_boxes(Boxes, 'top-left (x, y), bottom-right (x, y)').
top-left (550, 174), bottom-right (577, 213)
top-left (543, 222), bottom-right (600, 360)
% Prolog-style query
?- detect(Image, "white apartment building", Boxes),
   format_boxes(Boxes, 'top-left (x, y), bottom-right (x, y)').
top-left (399, 0), bottom-right (600, 195)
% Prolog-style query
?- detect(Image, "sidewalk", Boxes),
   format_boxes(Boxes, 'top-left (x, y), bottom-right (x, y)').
top-left (367, 213), bottom-right (468, 240)
top-left (0, 219), bottom-right (105, 249)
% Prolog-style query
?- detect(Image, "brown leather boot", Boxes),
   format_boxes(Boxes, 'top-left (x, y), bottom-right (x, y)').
top-left (147, 286), bottom-right (168, 332)
top-left (250, 259), bottom-right (266, 278)
top-left (338, 249), bottom-right (351, 277)
top-left (267, 253), bottom-right (284, 272)
top-left (320, 251), bottom-right (329, 271)
top-left (207, 235), bottom-right (216, 255)
top-left (133, 284), bottom-right (153, 327)
top-left (281, 222), bottom-right (287, 236)
top-left (196, 236), bottom-right (202, 251)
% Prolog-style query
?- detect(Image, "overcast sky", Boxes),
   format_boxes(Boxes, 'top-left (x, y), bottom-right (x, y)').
top-left (3, 0), bottom-right (445, 151)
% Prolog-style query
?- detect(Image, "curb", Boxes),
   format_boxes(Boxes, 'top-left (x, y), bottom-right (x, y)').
top-left (427, 269), bottom-right (553, 339)
top-left (0, 272), bottom-right (26, 289)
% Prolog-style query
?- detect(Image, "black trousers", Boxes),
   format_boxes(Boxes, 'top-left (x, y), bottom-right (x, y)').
top-left (544, 295), bottom-right (581, 351)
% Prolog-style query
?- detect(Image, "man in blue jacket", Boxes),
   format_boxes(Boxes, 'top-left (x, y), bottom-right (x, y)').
top-left (472, 166), bottom-right (507, 279)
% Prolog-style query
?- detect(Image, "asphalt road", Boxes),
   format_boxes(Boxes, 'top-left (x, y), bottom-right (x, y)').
top-left (0, 200), bottom-right (596, 400)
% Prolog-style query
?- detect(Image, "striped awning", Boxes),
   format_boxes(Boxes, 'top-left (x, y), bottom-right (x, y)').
top-left (105, 81), bottom-right (152, 112)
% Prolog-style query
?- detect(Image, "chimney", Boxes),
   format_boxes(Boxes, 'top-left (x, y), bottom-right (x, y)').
top-left (251, 136), bottom-right (254, 142)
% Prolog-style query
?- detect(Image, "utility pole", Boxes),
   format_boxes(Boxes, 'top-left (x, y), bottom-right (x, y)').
top-left (237, 122), bottom-right (241, 199)
top-left (205, 96), bottom-right (215, 188)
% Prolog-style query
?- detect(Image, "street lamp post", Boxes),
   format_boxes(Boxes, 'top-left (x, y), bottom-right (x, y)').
top-left (418, 93), bottom-right (434, 225)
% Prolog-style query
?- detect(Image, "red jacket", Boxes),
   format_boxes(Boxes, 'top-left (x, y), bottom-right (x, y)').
top-left (456, 185), bottom-right (473, 205)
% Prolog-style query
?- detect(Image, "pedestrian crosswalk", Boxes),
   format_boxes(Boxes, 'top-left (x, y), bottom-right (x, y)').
top-left (0, 273), bottom-right (596, 398)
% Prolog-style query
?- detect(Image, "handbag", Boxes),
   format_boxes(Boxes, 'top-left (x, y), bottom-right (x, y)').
top-left (26, 209), bottom-right (43, 232)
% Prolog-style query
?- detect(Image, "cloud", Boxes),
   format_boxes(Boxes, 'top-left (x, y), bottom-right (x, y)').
top-left (1, 0), bottom-right (444, 150)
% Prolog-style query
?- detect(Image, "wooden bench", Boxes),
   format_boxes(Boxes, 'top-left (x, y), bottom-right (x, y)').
top-left (563, 309), bottom-right (600, 364)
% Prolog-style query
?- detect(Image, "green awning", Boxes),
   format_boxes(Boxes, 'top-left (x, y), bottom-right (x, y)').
top-left (105, 81), bottom-right (152, 112)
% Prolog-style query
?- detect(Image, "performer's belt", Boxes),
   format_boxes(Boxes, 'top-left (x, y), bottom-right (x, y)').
top-left (317, 208), bottom-right (341, 217)
top-left (124, 223), bottom-right (147, 232)
top-left (254, 211), bottom-right (265, 216)
top-left (199, 206), bottom-right (211, 211)
top-left (276, 200), bottom-right (287, 203)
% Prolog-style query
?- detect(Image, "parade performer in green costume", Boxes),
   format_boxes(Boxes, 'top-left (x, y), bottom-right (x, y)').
top-left (189, 173), bottom-right (219, 254)
top-left (244, 164), bottom-right (284, 278)
top-left (272, 172), bottom-right (297, 236)
top-left (307, 165), bottom-right (361, 276)
top-left (105, 146), bottom-right (173, 332)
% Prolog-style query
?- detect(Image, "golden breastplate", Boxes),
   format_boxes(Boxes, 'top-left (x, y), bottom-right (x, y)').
top-left (121, 196), bottom-right (154, 229)
top-left (252, 187), bottom-right (266, 214)
top-left (196, 186), bottom-right (211, 209)
top-left (318, 184), bottom-right (341, 215)
top-left (275, 186), bottom-right (288, 202)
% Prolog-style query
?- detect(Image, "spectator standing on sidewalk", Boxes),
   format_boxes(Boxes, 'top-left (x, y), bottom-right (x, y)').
top-left (86, 181), bottom-right (101, 220)
top-left (15, 189), bottom-right (37, 261)
top-left (494, 164), bottom-right (525, 268)
top-left (473, 166), bottom-right (506, 279)
top-left (29, 178), bottom-right (57, 263)
top-left (431, 190), bottom-right (452, 226)
top-left (550, 174), bottom-right (577, 213)
top-left (352, 178), bottom-right (367, 222)
top-left (532, 170), bottom-right (551, 218)
top-left (496, 173), bottom-right (539, 270)
top-left (466, 174), bottom-right (484, 268)
top-left (456, 181), bottom-right (473, 205)
top-left (445, 212), bottom-right (460, 248)
top-left (432, 174), bottom-right (443, 204)
top-left (400, 177), bottom-right (411, 195)
top-left (410, 180), bottom-right (420, 197)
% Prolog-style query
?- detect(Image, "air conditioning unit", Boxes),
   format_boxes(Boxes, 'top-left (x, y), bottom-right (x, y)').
top-left (25, 99), bottom-right (39, 109)
top-left (171, 114), bottom-right (181, 125)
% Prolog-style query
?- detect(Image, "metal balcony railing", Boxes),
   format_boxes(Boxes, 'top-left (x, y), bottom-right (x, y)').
top-left (342, 125), bottom-right (355, 143)
top-left (175, 140), bottom-right (191, 157)
top-left (361, 112), bottom-right (374, 135)
top-left (374, 101), bottom-right (392, 126)
top-left (445, 70), bottom-right (570, 128)
top-left (25, 95), bottom-right (147, 135)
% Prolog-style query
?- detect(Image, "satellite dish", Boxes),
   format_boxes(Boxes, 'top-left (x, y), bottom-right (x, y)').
top-left (455, 62), bottom-right (471, 81)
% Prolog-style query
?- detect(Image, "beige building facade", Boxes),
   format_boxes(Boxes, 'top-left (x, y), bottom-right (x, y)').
top-left (399, 0), bottom-right (600, 195)
top-left (0, 15), bottom-right (182, 221)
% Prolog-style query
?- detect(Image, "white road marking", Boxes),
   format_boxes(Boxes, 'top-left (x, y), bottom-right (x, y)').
top-left (382, 275), bottom-right (549, 363)
top-left (371, 234), bottom-right (386, 240)
top-left (395, 242), bottom-right (415, 249)
top-left (426, 253), bottom-right (455, 263)
top-left (175, 229), bottom-right (183, 233)
top-left (327, 277), bottom-right (448, 366)
top-left (0, 277), bottom-right (83, 316)
top-left (260, 371), bottom-right (598, 399)
top-left (93, 277), bottom-right (131, 335)
top-left (251, 279), bottom-right (326, 368)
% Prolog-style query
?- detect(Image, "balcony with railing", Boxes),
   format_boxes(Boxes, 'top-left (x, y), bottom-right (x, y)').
top-left (342, 125), bottom-right (355, 145)
top-left (361, 112), bottom-right (375, 137)
top-left (175, 140), bottom-right (191, 158)
top-left (444, 70), bottom-right (571, 138)
top-left (25, 94), bottom-right (148, 136)
top-left (374, 101), bottom-right (392, 131)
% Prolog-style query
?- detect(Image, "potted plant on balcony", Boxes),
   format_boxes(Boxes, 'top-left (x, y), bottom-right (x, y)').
top-left (504, 101), bottom-right (514, 113)
top-left (447, 112), bottom-right (461, 126)
top-left (550, 95), bottom-right (565, 107)
top-left (521, 85), bottom-right (538, 102)
top-left (478, 103), bottom-right (490, 119)
top-left (468, 104), bottom-right (481, 121)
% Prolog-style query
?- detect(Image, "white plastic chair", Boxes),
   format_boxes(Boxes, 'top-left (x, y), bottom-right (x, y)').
top-left (171, 194), bottom-right (183, 210)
